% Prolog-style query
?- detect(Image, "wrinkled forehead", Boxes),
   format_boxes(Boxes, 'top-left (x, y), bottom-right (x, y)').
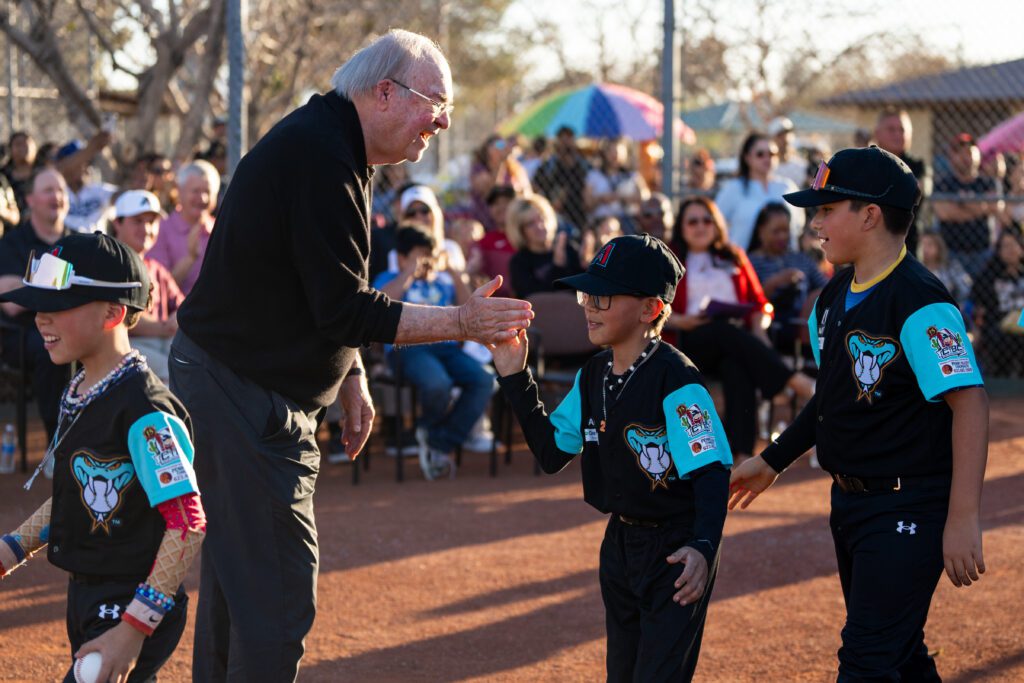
top-left (407, 55), bottom-right (453, 101)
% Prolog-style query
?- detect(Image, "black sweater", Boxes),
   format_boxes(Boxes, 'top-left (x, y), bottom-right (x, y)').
top-left (178, 92), bottom-right (402, 409)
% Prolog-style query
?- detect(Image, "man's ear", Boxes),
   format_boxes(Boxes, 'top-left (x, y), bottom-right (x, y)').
top-left (375, 79), bottom-right (393, 111)
top-left (103, 303), bottom-right (127, 330)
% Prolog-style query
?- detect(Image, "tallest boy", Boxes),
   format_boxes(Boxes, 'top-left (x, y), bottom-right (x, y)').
top-left (171, 30), bottom-right (532, 681)
top-left (730, 146), bottom-right (988, 682)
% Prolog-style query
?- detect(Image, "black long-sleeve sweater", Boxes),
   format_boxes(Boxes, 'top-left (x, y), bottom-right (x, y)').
top-left (178, 92), bottom-right (403, 409)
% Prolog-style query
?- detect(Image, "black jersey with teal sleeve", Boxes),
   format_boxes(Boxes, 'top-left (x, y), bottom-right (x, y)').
top-left (764, 255), bottom-right (983, 477)
top-left (497, 342), bottom-right (732, 565)
top-left (47, 369), bottom-right (197, 578)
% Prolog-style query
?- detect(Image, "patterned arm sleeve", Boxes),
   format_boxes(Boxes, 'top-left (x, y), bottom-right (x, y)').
top-left (0, 498), bottom-right (52, 577)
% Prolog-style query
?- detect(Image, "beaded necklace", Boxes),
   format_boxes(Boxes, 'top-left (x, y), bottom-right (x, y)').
top-left (25, 351), bottom-right (148, 490)
top-left (599, 336), bottom-right (660, 432)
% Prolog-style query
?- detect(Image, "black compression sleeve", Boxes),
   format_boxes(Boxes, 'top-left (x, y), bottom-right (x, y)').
top-left (760, 393), bottom-right (818, 472)
top-left (497, 368), bottom-right (578, 474)
top-left (684, 463), bottom-right (730, 568)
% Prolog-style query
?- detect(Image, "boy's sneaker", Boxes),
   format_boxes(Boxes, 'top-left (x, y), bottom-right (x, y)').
top-left (325, 434), bottom-right (350, 464)
top-left (423, 449), bottom-right (455, 481)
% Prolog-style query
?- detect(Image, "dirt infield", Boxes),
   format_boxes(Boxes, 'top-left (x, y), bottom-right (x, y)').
top-left (1, 398), bottom-right (1022, 682)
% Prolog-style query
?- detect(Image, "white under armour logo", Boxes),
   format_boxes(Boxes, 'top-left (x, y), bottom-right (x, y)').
top-left (896, 521), bottom-right (917, 535)
top-left (98, 604), bottom-right (121, 619)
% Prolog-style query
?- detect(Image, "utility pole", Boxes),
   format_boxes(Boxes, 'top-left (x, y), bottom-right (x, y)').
top-left (227, 0), bottom-right (247, 176)
top-left (660, 0), bottom-right (680, 198)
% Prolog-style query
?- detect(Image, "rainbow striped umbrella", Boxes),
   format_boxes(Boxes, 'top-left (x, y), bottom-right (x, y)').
top-left (499, 83), bottom-right (695, 143)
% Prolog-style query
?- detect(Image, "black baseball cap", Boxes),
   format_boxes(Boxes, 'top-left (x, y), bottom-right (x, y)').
top-left (0, 232), bottom-right (150, 313)
top-left (784, 145), bottom-right (921, 211)
top-left (555, 234), bottom-right (684, 303)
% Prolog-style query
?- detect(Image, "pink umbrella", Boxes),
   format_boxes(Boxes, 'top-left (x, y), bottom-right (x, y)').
top-left (978, 111), bottom-right (1024, 156)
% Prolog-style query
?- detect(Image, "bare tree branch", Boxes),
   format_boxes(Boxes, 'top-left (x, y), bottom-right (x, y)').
top-left (74, 0), bottom-right (143, 78)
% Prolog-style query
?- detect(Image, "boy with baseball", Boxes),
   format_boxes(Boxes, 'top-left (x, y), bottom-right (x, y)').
top-left (491, 234), bottom-right (731, 682)
top-left (730, 146), bottom-right (988, 681)
top-left (0, 233), bottom-right (205, 682)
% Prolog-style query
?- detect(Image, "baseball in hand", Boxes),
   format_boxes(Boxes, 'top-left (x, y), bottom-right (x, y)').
top-left (74, 652), bottom-right (103, 683)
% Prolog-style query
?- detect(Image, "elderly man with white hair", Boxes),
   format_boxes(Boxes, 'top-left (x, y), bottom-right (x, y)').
top-left (147, 159), bottom-right (220, 294)
top-left (169, 29), bottom-right (533, 681)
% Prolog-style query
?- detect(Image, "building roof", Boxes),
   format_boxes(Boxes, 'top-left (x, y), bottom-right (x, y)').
top-left (821, 58), bottom-right (1024, 107)
top-left (680, 101), bottom-right (857, 133)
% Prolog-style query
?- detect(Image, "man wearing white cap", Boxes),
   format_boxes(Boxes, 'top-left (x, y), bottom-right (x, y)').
top-left (769, 116), bottom-right (807, 188)
top-left (110, 190), bottom-right (183, 382)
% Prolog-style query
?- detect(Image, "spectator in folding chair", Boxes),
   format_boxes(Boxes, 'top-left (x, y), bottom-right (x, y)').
top-left (748, 202), bottom-right (829, 352)
top-left (373, 225), bottom-right (495, 480)
top-left (664, 196), bottom-right (815, 466)
top-left (508, 195), bottom-right (589, 298)
top-left (970, 227), bottom-right (1024, 376)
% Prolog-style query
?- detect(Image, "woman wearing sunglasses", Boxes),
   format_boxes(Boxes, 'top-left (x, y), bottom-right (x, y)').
top-left (664, 196), bottom-right (815, 466)
top-left (715, 131), bottom-right (804, 252)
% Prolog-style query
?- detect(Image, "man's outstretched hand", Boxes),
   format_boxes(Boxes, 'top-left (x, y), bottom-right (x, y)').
top-left (458, 276), bottom-right (534, 344)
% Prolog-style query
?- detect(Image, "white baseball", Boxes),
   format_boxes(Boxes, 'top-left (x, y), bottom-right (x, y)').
top-left (855, 354), bottom-right (880, 385)
top-left (74, 651), bottom-right (103, 683)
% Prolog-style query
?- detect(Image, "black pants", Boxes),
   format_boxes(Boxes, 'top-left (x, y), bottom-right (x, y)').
top-left (2, 325), bottom-right (71, 440)
top-left (599, 515), bottom-right (718, 683)
top-left (829, 477), bottom-right (949, 682)
top-left (63, 577), bottom-right (187, 683)
top-left (676, 321), bottom-right (793, 454)
top-left (169, 332), bottom-right (321, 683)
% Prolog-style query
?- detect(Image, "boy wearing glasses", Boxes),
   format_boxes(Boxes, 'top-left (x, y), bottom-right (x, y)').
top-left (491, 234), bottom-right (731, 682)
top-left (730, 146), bottom-right (988, 681)
top-left (0, 233), bottom-right (205, 682)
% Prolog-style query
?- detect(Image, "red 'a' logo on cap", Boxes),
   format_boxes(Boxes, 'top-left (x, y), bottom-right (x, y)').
top-left (592, 242), bottom-right (615, 267)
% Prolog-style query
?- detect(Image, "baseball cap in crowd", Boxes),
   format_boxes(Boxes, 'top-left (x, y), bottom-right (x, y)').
top-left (783, 145), bottom-right (921, 211)
top-left (768, 116), bottom-right (794, 136)
top-left (0, 233), bottom-right (150, 313)
top-left (555, 234), bottom-right (684, 303)
top-left (399, 185), bottom-right (442, 217)
top-left (114, 190), bottom-right (166, 220)
top-left (952, 132), bottom-right (976, 146)
top-left (56, 140), bottom-right (85, 161)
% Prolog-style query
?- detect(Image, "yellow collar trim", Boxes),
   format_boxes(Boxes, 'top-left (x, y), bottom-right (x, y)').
top-left (850, 245), bottom-right (907, 293)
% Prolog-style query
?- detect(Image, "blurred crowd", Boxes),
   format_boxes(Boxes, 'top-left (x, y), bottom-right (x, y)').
top-left (0, 102), bottom-right (1020, 480)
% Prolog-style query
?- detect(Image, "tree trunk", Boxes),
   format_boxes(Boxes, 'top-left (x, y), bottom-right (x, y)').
top-left (174, 0), bottom-right (226, 160)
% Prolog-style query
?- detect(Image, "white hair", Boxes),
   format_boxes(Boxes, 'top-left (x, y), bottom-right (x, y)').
top-left (330, 29), bottom-right (446, 99)
top-left (176, 159), bottom-right (220, 197)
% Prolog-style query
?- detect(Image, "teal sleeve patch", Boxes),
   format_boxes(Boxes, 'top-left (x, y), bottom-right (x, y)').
top-left (550, 371), bottom-right (584, 455)
top-left (900, 303), bottom-right (984, 401)
top-left (663, 384), bottom-right (732, 476)
top-left (127, 411), bottom-right (198, 506)
top-left (808, 298), bottom-right (821, 367)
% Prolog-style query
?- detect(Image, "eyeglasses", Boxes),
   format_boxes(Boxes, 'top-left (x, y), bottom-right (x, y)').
top-left (810, 161), bottom-right (893, 201)
top-left (404, 206), bottom-right (433, 218)
top-left (577, 291), bottom-right (646, 310)
top-left (389, 78), bottom-right (454, 119)
top-left (23, 251), bottom-right (142, 291)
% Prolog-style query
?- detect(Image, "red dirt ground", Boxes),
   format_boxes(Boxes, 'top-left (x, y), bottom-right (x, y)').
top-left (1, 398), bottom-right (1021, 682)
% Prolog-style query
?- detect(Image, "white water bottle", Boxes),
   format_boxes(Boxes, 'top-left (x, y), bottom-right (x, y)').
top-left (0, 424), bottom-right (15, 474)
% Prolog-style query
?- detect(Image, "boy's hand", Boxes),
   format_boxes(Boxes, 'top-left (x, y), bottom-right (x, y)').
top-left (728, 456), bottom-right (779, 510)
top-left (942, 514), bottom-right (985, 587)
top-left (666, 546), bottom-right (708, 606)
top-left (75, 621), bottom-right (145, 683)
top-left (489, 328), bottom-right (528, 377)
